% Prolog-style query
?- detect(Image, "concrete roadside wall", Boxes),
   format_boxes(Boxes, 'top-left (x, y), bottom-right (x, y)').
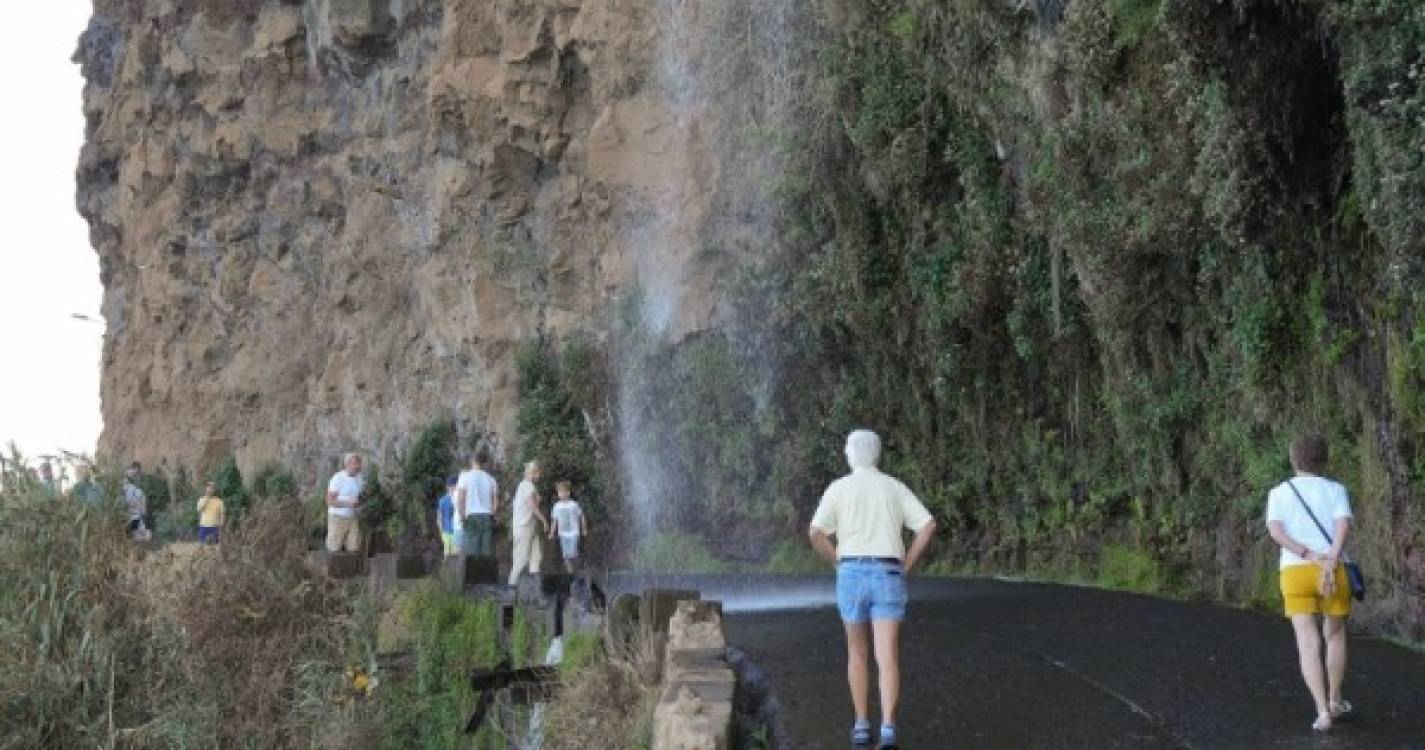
top-left (653, 600), bottom-right (735, 750)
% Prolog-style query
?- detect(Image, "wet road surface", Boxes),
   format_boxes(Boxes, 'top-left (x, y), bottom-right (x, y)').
top-left (612, 574), bottom-right (1425, 749)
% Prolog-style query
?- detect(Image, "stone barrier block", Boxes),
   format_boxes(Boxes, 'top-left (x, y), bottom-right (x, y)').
top-left (641, 588), bottom-right (701, 636)
top-left (395, 552), bottom-right (427, 578)
top-left (327, 551), bottom-right (366, 579)
top-left (369, 553), bottom-right (398, 597)
top-left (466, 555), bottom-right (500, 584)
top-left (664, 648), bottom-right (735, 689)
top-left (667, 601), bottom-right (725, 651)
top-left (653, 681), bottom-right (734, 750)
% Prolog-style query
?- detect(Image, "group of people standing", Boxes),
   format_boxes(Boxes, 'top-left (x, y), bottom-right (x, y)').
top-left (324, 450), bottom-right (588, 587)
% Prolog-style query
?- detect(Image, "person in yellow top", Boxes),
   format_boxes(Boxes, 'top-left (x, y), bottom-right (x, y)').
top-left (196, 482), bottom-right (225, 544)
top-left (809, 430), bottom-right (937, 749)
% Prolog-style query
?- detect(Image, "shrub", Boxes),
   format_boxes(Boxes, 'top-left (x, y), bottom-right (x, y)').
top-left (765, 538), bottom-right (825, 574)
top-left (1096, 544), bottom-right (1168, 593)
top-left (0, 456), bottom-right (351, 749)
top-left (632, 532), bottom-right (731, 573)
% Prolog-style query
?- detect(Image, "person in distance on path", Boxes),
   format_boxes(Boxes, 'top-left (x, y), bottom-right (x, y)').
top-left (195, 482), bottom-right (225, 544)
top-left (809, 430), bottom-right (937, 749)
top-left (456, 450), bottom-right (499, 558)
top-left (548, 480), bottom-right (587, 573)
top-left (508, 461), bottom-right (550, 588)
top-left (325, 453), bottom-right (364, 553)
top-left (1266, 432), bottom-right (1355, 733)
top-left (437, 475), bottom-right (457, 557)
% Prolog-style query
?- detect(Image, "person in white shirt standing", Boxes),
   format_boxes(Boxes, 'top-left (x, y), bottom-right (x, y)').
top-left (122, 461), bottom-right (149, 541)
top-left (547, 480), bottom-right (587, 573)
top-left (508, 461), bottom-right (550, 587)
top-left (455, 450), bottom-right (499, 558)
top-left (808, 430), bottom-right (937, 749)
top-left (1266, 432), bottom-right (1356, 733)
top-left (325, 453), bottom-right (365, 553)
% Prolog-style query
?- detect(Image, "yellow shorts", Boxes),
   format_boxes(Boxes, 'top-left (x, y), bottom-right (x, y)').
top-left (1280, 563), bottom-right (1351, 618)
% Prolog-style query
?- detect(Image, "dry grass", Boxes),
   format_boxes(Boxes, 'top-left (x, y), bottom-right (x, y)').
top-left (0, 472), bottom-right (353, 750)
top-left (541, 630), bottom-right (661, 749)
top-left (130, 501), bottom-right (352, 748)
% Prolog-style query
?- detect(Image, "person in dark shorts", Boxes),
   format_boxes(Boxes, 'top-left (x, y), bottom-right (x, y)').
top-left (195, 482), bottom-right (225, 544)
top-left (809, 430), bottom-right (937, 749)
top-left (122, 462), bottom-right (150, 541)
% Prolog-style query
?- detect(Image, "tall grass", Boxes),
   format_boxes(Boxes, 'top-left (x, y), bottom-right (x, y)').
top-left (0, 455), bottom-right (353, 749)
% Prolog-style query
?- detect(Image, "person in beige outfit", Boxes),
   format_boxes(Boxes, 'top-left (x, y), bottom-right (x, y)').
top-left (508, 461), bottom-right (550, 587)
top-left (325, 453), bottom-right (364, 553)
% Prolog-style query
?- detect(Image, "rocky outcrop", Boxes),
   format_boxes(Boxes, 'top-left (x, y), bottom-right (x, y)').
top-left (75, 0), bottom-right (736, 476)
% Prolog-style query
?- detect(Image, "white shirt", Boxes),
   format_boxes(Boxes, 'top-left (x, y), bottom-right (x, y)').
top-left (810, 467), bottom-right (932, 559)
top-left (122, 481), bottom-right (146, 521)
top-left (511, 479), bottom-right (538, 528)
top-left (327, 470), bottom-right (364, 519)
top-left (456, 469), bottom-right (498, 524)
top-left (551, 499), bottom-right (583, 538)
top-left (1266, 475), bottom-right (1352, 569)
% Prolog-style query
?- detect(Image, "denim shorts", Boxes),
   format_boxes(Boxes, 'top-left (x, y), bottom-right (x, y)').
top-left (837, 558), bottom-right (907, 622)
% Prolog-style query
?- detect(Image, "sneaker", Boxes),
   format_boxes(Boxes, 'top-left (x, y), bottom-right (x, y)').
top-left (1330, 699), bottom-right (1355, 723)
top-left (879, 724), bottom-right (898, 749)
top-left (850, 722), bottom-right (872, 746)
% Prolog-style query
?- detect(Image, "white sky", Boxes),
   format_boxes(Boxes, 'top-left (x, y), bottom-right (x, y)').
top-left (0, 4), bottom-right (102, 460)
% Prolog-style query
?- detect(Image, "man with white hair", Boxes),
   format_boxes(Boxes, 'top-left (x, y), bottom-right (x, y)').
top-left (325, 453), bottom-right (365, 553)
top-left (508, 461), bottom-right (550, 587)
top-left (809, 430), bottom-right (937, 749)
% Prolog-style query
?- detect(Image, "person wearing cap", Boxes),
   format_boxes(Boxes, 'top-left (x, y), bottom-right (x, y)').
top-left (808, 430), bottom-right (937, 749)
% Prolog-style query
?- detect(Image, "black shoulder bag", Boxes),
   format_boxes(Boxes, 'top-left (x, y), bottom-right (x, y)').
top-left (1287, 480), bottom-right (1366, 601)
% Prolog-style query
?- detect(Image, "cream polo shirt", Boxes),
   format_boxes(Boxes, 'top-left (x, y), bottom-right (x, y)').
top-left (810, 467), bottom-right (933, 559)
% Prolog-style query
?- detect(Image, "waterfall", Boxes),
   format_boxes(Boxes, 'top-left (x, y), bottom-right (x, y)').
top-left (614, 0), bottom-right (802, 549)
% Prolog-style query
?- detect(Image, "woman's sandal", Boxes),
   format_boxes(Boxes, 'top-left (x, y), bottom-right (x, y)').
top-left (1312, 712), bottom-right (1333, 733)
top-left (1330, 699), bottom-right (1355, 722)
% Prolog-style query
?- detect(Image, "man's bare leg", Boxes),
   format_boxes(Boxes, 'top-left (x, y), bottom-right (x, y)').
top-left (1291, 614), bottom-right (1330, 722)
top-left (872, 619), bottom-right (902, 727)
top-left (844, 621), bottom-right (872, 724)
top-left (1322, 615), bottom-right (1348, 707)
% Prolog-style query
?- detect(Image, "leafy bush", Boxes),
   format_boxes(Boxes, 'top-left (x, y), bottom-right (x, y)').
top-left (1096, 544), bottom-right (1169, 594)
top-left (765, 538), bottom-right (825, 574)
top-left (372, 587), bottom-right (503, 749)
top-left (632, 532), bottom-right (731, 573)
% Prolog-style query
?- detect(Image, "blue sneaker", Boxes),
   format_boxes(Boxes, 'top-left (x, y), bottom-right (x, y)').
top-left (879, 724), bottom-right (898, 749)
top-left (851, 722), bottom-right (872, 746)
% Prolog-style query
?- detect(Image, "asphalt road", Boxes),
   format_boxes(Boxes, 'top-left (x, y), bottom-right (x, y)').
top-left (615, 574), bottom-right (1425, 749)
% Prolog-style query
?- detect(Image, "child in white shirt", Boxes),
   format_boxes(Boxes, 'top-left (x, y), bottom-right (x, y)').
top-left (547, 480), bottom-right (587, 573)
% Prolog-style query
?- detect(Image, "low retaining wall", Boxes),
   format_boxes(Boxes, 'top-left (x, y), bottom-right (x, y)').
top-left (653, 599), bottom-right (735, 750)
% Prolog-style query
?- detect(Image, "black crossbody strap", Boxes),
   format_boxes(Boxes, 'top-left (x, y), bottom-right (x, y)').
top-left (1286, 479), bottom-right (1351, 563)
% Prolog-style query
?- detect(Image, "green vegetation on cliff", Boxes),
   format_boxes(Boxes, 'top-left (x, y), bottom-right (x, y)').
top-left (525, 0), bottom-right (1425, 637)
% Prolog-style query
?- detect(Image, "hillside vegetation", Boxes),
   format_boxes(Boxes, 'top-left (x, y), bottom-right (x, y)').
top-left (523, 0), bottom-right (1425, 637)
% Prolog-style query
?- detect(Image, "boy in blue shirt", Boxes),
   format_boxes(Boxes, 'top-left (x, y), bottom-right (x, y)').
top-left (437, 475), bottom-right (457, 556)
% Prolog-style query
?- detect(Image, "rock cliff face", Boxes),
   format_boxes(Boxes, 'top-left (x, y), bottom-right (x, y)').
top-left (77, 0), bottom-right (734, 475)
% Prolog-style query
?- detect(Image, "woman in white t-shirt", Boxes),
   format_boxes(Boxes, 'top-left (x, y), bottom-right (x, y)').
top-left (1265, 433), bottom-right (1355, 733)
